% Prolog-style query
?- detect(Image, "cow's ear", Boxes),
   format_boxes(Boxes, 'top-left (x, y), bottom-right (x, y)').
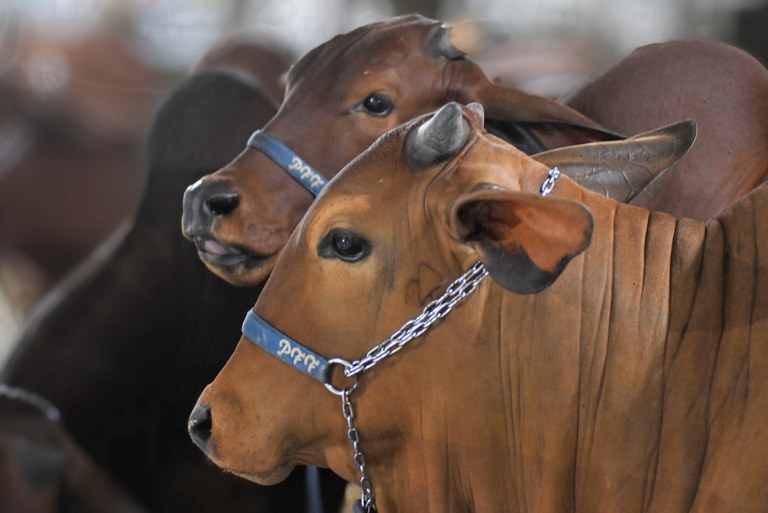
top-left (449, 188), bottom-right (593, 294)
top-left (533, 120), bottom-right (697, 202)
top-left (445, 62), bottom-right (624, 147)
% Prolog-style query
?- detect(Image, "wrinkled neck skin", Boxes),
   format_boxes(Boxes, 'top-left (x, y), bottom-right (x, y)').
top-left (353, 175), bottom-right (755, 513)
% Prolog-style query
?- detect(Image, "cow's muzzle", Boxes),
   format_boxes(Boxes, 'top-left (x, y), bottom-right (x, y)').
top-left (182, 179), bottom-right (240, 239)
top-left (188, 401), bottom-right (213, 453)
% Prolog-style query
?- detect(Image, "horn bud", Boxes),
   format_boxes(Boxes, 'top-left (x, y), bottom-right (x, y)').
top-left (405, 102), bottom-right (471, 168)
top-left (467, 102), bottom-right (485, 126)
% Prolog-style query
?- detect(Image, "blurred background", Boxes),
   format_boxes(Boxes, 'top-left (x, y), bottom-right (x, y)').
top-left (1, 0), bottom-right (767, 363)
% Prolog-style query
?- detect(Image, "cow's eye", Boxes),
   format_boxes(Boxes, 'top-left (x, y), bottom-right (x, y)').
top-left (318, 230), bottom-right (371, 262)
top-left (359, 93), bottom-right (394, 117)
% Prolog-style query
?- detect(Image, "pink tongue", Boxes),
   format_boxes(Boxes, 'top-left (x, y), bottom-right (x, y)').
top-left (202, 239), bottom-right (233, 255)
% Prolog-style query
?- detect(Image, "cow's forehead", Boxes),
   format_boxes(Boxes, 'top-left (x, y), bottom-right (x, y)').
top-left (286, 15), bottom-right (440, 87)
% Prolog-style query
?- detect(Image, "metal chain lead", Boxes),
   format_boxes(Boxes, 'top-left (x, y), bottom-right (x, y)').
top-left (345, 167), bottom-right (560, 379)
top-left (337, 167), bottom-right (560, 513)
top-left (342, 389), bottom-right (377, 513)
top-left (539, 166), bottom-right (561, 197)
top-left (344, 261), bottom-right (489, 377)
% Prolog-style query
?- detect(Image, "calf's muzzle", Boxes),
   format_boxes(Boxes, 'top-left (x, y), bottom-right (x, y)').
top-left (188, 401), bottom-right (213, 453)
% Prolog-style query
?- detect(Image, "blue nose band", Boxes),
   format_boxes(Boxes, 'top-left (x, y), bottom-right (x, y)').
top-left (247, 130), bottom-right (329, 196)
top-left (242, 310), bottom-right (333, 384)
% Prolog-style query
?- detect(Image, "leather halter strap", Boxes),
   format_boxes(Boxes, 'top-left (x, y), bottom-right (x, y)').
top-left (247, 130), bottom-right (328, 196)
top-left (242, 310), bottom-right (333, 384)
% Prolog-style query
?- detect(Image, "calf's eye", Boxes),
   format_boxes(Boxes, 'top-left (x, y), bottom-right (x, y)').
top-left (318, 230), bottom-right (371, 262)
top-left (360, 93), bottom-right (394, 117)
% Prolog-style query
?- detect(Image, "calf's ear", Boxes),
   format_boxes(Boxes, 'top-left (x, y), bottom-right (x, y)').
top-left (450, 189), bottom-right (593, 294)
top-left (533, 119), bottom-right (697, 202)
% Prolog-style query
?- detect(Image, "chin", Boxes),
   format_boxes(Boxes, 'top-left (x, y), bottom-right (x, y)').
top-left (227, 462), bottom-right (297, 486)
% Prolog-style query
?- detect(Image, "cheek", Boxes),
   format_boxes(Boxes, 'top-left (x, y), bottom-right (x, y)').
top-left (312, 263), bottom-right (390, 353)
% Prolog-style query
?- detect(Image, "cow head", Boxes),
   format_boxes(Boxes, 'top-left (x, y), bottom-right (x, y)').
top-left (181, 14), bottom-right (624, 287)
top-left (189, 102), bottom-right (640, 507)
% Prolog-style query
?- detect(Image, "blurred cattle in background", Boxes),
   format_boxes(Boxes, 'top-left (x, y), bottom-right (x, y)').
top-left (192, 32), bottom-right (296, 104)
top-left (0, 11), bottom-right (167, 320)
top-left (0, 384), bottom-right (148, 513)
top-left (2, 62), bottom-right (346, 513)
top-left (0, 4), bottom-right (296, 363)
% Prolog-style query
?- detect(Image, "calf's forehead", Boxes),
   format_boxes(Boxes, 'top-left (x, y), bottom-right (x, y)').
top-left (302, 135), bottom-right (415, 223)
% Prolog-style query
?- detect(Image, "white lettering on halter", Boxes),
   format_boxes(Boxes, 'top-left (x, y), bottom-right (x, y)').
top-left (277, 338), bottom-right (320, 373)
top-left (288, 156), bottom-right (324, 188)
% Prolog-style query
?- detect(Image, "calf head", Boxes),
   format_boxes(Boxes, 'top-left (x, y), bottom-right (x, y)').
top-left (189, 102), bottom-right (608, 498)
top-left (181, 14), bottom-right (623, 287)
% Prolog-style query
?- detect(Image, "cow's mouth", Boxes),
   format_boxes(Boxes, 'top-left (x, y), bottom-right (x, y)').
top-left (194, 237), bottom-right (274, 274)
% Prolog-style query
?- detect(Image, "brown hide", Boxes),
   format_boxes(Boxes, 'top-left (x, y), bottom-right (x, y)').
top-left (565, 39), bottom-right (768, 220)
top-left (195, 104), bottom-right (768, 513)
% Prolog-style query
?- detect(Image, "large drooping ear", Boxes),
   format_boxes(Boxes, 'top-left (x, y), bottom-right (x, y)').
top-left (431, 22), bottom-right (623, 153)
top-left (533, 119), bottom-right (697, 202)
top-left (450, 188), bottom-right (593, 294)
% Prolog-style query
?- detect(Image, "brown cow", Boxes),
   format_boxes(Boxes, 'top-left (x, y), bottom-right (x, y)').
top-left (181, 14), bottom-right (768, 289)
top-left (190, 102), bottom-right (768, 513)
top-left (180, 14), bottom-right (617, 288)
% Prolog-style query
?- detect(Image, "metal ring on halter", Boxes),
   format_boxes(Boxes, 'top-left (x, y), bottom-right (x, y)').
top-left (324, 358), bottom-right (360, 396)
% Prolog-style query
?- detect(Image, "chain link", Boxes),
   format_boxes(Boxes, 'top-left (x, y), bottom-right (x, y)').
top-left (342, 389), bottom-right (377, 513)
top-left (344, 261), bottom-right (489, 377)
top-left (540, 166), bottom-right (561, 197)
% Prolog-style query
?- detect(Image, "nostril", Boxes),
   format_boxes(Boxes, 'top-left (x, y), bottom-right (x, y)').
top-left (188, 402), bottom-right (213, 452)
top-left (204, 192), bottom-right (240, 217)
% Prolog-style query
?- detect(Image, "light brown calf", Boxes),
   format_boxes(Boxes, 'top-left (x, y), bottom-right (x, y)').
top-left (192, 103), bottom-right (768, 513)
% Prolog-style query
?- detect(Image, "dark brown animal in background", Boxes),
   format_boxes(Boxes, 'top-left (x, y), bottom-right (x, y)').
top-left (2, 69), bottom-right (345, 513)
top-left (0, 79), bottom-right (146, 293)
top-left (192, 33), bottom-right (296, 105)
top-left (0, 385), bottom-right (147, 513)
top-left (191, 101), bottom-right (768, 513)
top-left (181, 14), bottom-right (768, 291)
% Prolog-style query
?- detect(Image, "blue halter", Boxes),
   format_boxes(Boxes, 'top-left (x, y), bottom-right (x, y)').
top-left (247, 130), bottom-right (328, 196)
top-left (242, 310), bottom-right (333, 384)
